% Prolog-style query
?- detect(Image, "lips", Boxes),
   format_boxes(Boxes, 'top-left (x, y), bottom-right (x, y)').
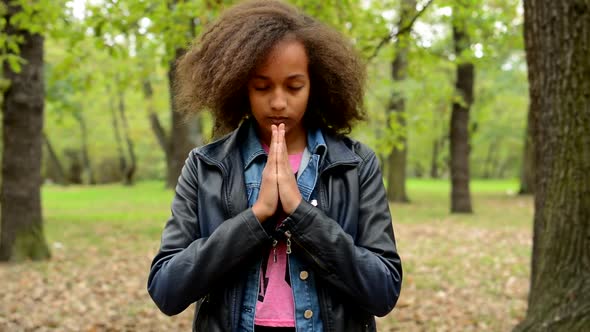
top-left (269, 117), bottom-right (288, 125)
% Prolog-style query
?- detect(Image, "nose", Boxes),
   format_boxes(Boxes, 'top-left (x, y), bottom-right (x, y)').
top-left (270, 89), bottom-right (287, 111)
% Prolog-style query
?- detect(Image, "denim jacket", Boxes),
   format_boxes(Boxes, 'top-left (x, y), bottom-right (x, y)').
top-left (147, 119), bottom-right (402, 332)
top-left (238, 121), bottom-right (325, 331)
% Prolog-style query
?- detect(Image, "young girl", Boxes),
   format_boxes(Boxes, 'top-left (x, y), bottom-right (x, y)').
top-left (147, 1), bottom-right (402, 331)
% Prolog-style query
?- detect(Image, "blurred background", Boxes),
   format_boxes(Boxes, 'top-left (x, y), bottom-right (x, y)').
top-left (0, 0), bottom-right (540, 331)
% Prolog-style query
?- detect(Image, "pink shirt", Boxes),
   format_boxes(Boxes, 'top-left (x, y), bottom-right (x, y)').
top-left (255, 144), bottom-right (303, 327)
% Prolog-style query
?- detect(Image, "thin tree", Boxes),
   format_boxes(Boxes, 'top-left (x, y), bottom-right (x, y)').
top-left (167, 47), bottom-right (199, 188)
top-left (107, 83), bottom-right (128, 182)
top-left (72, 111), bottom-right (96, 184)
top-left (369, 0), bottom-right (433, 201)
top-left (164, 0), bottom-right (204, 189)
top-left (449, 4), bottom-right (474, 213)
top-left (385, 0), bottom-right (416, 203)
top-left (0, 1), bottom-right (50, 261)
top-left (116, 84), bottom-right (136, 185)
top-left (514, 1), bottom-right (590, 331)
top-left (42, 132), bottom-right (68, 185)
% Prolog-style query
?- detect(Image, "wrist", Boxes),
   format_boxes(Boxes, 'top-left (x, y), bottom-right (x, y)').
top-left (252, 203), bottom-right (272, 223)
top-left (283, 197), bottom-right (302, 215)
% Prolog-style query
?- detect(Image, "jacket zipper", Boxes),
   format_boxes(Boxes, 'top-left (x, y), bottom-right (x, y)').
top-left (272, 239), bottom-right (278, 263)
top-left (285, 231), bottom-right (292, 255)
top-left (284, 227), bottom-right (331, 274)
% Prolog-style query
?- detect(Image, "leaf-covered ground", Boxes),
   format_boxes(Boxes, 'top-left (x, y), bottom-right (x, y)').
top-left (0, 180), bottom-right (532, 331)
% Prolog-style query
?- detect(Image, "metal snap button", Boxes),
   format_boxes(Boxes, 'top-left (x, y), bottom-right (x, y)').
top-left (304, 309), bottom-right (313, 319)
top-left (299, 271), bottom-right (309, 280)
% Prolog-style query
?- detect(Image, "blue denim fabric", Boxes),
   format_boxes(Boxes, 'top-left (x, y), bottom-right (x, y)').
top-left (238, 120), bottom-right (326, 332)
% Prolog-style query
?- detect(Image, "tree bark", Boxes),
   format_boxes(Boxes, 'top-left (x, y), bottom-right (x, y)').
top-left (450, 16), bottom-right (474, 213)
top-left (107, 84), bottom-right (127, 182)
top-left (42, 132), bottom-right (67, 185)
top-left (165, 1), bottom-right (202, 188)
top-left (429, 138), bottom-right (439, 178)
top-left (166, 47), bottom-right (202, 189)
top-left (73, 112), bottom-right (95, 185)
top-left (143, 78), bottom-right (170, 160)
top-left (385, 0), bottom-right (416, 203)
top-left (482, 139), bottom-right (499, 179)
top-left (0, 2), bottom-right (50, 261)
top-left (430, 135), bottom-right (447, 178)
top-left (519, 109), bottom-right (535, 194)
top-left (514, 1), bottom-right (590, 331)
top-left (117, 90), bottom-right (136, 186)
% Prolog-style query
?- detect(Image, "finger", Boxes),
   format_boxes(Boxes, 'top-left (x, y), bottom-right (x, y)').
top-left (277, 123), bottom-right (290, 171)
top-left (268, 124), bottom-right (278, 168)
top-left (276, 123), bottom-right (284, 159)
top-left (275, 126), bottom-right (281, 173)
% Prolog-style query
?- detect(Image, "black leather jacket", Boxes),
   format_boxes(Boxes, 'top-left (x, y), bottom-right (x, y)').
top-left (147, 123), bottom-right (402, 331)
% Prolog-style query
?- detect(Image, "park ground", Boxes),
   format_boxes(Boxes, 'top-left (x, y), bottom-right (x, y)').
top-left (0, 179), bottom-right (532, 331)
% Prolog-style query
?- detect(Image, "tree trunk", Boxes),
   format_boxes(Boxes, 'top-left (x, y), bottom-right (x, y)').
top-left (449, 17), bottom-right (474, 214)
top-left (482, 140), bottom-right (499, 179)
top-left (107, 84), bottom-right (127, 182)
top-left (73, 112), bottom-right (95, 185)
top-left (429, 136), bottom-right (442, 179)
top-left (514, 1), bottom-right (590, 331)
top-left (519, 110), bottom-right (535, 194)
top-left (166, 48), bottom-right (202, 189)
top-left (496, 155), bottom-right (515, 179)
top-left (430, 106), bottom-right (448, 179)
top-left (42, 132), bottom-right (67, 185)
top-left (117, 90), bottom-right (136, 186)
top-left (0, 2), bottom-right (50, 261)
top-left (64, 149), bottom-right (82, 184)
top-left (164, 1), bottom-right (203, 188)
top-left (143, 78), bottom-right (170, 161)
top-left (385, 0), bottom-right (416, 203)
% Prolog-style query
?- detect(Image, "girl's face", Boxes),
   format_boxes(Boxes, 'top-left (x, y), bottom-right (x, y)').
top-left (247, 38), bottom-right (310, 148)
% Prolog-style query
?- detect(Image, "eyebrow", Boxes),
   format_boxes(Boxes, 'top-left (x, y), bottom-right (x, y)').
top-left (252, 74), bottom-right (307, 80)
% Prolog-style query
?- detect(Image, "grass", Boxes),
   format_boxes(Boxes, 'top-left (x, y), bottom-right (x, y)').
top-left (2, 178), bottom-right (533, 331)
top-left (42, 180), bottom-right (173, 249)
top-left (392, 178), bottom-right (532, 229)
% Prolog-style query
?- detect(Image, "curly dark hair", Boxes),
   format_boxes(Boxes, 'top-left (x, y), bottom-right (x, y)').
top-left (174, 0), bottom-right (366, 136)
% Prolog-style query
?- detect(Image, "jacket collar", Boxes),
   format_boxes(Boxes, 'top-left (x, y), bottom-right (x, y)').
top-left (195, 120), bottom-right (361, 173)
top-left (320, 133), bottom-right (362, 172)
top-left (239, 119), bottom-right (330, 171)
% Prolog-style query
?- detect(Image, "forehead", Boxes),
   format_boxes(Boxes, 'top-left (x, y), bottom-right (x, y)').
top-left (254, 38), bottom-right (309, 76)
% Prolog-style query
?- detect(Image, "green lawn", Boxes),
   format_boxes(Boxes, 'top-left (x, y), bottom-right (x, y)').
top-left (42, 180), bottom-right (173, 249)
top-left (0, 178), bottom-right (532, 331)
top-left (392, 178), bottom-right (531, 229)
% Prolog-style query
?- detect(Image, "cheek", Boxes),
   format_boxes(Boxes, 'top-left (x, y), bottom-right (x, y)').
top-left (248, 94), bottom-right (264, 114)
top-left (295, 89), bottom-right (311, 115)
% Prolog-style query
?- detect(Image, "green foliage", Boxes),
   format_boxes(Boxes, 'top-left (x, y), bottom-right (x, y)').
top-left (0, 0), bottom-right (66, 73)
top-left (355, 0), bottom-right (526, 179)
top-left (35, 0), bottom-right (528, 182)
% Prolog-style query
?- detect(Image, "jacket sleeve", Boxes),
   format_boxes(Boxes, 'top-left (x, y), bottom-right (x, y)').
top-left (280, 149), bottom-right (402, 317)
top-left (147, 151), bottom-right (270, 316)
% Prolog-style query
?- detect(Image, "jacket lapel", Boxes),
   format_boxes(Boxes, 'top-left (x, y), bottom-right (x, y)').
top-left (197, 123), bottom-right (249, 218)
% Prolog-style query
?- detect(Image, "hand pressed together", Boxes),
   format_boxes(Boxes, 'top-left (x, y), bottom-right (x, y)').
top-left (252, 124), bottom-right (303, 222)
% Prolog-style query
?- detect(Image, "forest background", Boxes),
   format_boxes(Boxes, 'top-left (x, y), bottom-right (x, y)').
top-left (38, 0), bottom-right (528, 187)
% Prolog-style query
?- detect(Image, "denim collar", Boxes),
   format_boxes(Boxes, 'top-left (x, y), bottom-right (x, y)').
top-left (195, 119), bottom-right (361, 175)
top-left (240, 119), bottom-right (327, 171)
